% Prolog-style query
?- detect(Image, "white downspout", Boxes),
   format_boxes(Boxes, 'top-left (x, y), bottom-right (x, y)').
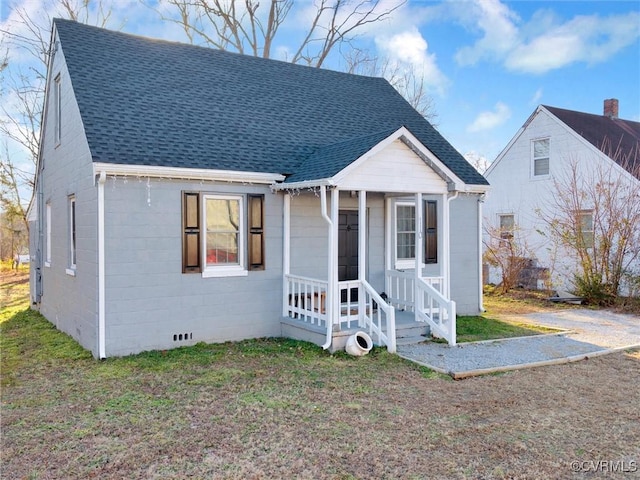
top-left (384, 196), bottom-right (392, 294)
top-left (478, 194), bottom-right (485, 312)
top-left (282, 193), bottom-right (291, 317)
top-left (97, 171), bottom-right (106, 359)
top-left (319, 185), bottom-right (333, 350)
top-left (358, 190), bottom-right (367, 327)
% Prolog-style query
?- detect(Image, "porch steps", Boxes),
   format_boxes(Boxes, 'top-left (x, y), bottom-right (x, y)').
top-left (395, 310), bottom-right (431, 346)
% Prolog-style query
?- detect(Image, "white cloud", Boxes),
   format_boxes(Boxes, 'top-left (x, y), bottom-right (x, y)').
top-left (467, 102), bottom-right (511, 133)
top-left (450, 1), bottom-right (640, 74)
top-left (375, 28), bottom-right (449, 95)
top-left (505, 12), bottom-right (640, 74)
top-left (452, 0), bottom-right (520, 66)
top-left (530, 88), bottom-right (543, 105)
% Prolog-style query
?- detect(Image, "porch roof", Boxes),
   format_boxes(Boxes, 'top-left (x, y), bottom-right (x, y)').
top-left (283, 128), bottom-right (398, 184)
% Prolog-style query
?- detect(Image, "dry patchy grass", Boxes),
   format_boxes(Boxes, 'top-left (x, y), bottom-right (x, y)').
top-left (2, 276), bottom-right (639, 479)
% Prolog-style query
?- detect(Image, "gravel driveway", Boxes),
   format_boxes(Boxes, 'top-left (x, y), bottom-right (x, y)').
top-left (397, 309), bottom-right (640, 379)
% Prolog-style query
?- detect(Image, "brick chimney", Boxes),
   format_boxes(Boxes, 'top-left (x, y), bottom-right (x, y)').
top-left (604, 98), bottom-right (619, 119)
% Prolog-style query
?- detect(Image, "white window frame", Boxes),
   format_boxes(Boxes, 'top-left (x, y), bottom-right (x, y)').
top-left (395, 201), bottom-right (416, 270)
top-left (45, 202), bottom-right (51, 267)
top-left (202, 194), bottom-right (247, 278)
top-left (54, 74), bottom-right (61, 146)
top-left (498, 213), bottom-right (515, 240)
top-left (532, 138), bottom-right (550, 177)
top-left (578, 210), bottom-right (594, 249)
top-left (66, 195), bottom-right (76, 276)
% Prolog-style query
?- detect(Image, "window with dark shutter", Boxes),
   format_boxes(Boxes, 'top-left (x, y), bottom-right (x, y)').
top-left (182, 192), bottom-right (201, 273)
top-left (247, 194), bottom-right (265, 270)
top-left (424, 200), bottom-right (438, 264)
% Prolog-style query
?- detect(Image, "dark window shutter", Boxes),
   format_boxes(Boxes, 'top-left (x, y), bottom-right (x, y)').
top-left (182, 192), bottom-right (201, 273)
top-left (425, 200), bottom-right (438, 264)
top-left (247, 194), bottom-right (265, 271)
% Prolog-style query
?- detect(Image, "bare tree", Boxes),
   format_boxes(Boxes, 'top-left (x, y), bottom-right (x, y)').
top-left (483, 221), bottom-right (537, 294)
top-left (155, 0), bottom-right (405, 67)
top-left (344, 48), bottom-right (436, 121)
top-left (539, 147), bottom-right (640, 303)
top-left (0, 1), bottom-right (113, 225)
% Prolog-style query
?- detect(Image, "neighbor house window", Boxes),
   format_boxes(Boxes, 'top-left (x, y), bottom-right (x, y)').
top-left (45, 202), bottom-right (51, 266)
top-left (181, 192), bottom-right (265, 276)
top-left (532, 138), bottom-right (549, 176)
top-left (499, 214), bottom-right (515, 240)
top-left (395, 201), bottom-right (438, 268)
top-left (67, 195), bottom-right (76, 273)
top-left (54, 74), bottom-right (61, 145)
top-left (578, 210), bottom-right (594, 249)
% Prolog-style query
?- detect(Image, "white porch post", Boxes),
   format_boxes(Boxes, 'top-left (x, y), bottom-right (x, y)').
top-left (358, 190), bottom-right (366, 327)
top-left (414, 192), bottom-right (423, 322)
top-left (331, 188), bottom-right (340, 330)
top-left (442, 192), bottom-right (452, 299)
top-left (282, 192), bottom-right (291, 317)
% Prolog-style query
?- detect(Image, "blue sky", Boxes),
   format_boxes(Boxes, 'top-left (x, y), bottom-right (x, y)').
top-left (2, 0), bottom-right (640, 174)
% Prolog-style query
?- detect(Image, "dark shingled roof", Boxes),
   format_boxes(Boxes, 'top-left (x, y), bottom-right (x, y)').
top-left (53, 18), bottom-right (488, 186)
top-left (544, 105), bottom-right (640, 180)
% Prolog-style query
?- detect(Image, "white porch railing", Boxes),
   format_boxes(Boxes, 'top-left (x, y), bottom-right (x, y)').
top-left (386, 270), bottom-right (456, 345)
top-left (339, 280), bottom-right (396, 353)
top-left (284, 274), bottom-right (396, 352)
top-left (284, 274), bottom-right (327, 326)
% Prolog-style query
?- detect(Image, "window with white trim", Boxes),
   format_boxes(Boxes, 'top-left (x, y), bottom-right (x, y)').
top-left (54, 74), bottom-right (61, 145)
top-left (204, 194), bottom-right (244, 275)
top-left (532, 138), bottom-right (549, 176)
top-left (499, 214), bottom-right (515, 240)
top-left (395, 201), bottom-right (438, 269)
top-left (578, 210), bottom-right (594, 249)
top-left (68, 195), bottom-right (76, 270)
top-left (181, 192), bottom-right (265, 276)
top-left (45, 202), bottom-right (52, 266)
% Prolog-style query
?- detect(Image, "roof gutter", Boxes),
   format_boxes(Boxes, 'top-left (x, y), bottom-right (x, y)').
top-left (271, 178), bottom-right (335, 191)
top-left (92, 163), bottom-right (284, 185)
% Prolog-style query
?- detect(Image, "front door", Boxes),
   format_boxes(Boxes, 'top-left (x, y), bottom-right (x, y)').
top-left (338, 210), bottom-right (358, 302)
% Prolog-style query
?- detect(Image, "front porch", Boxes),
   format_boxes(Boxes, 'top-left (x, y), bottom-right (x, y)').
top-left (280, 270), bottom-right (456, 353)
top-left (272, 128), bottom-right (473, 353)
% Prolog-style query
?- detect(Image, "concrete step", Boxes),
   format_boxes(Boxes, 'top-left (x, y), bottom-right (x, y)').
top-left (396, 323), bottom-right (430, 338)
top-left (396, 335), bottom-right (430, 346)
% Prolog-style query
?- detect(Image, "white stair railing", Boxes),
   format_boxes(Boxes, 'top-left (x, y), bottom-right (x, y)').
top-left (338, 280), bottom-right (396, 353)
top-left (415, 277), bottom-right (456, 345)
top-left (386, 270), bottom-right (456, 345)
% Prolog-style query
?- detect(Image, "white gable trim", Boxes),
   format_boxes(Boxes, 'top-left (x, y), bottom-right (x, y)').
top-left (92, 163), bottom-right (285, 184)
top-left (274, 126), bottom-right (488, 193)
top-left (332, 126), bottom-right (465, 189)
top-left (486, 107), bottom-right (541, 177)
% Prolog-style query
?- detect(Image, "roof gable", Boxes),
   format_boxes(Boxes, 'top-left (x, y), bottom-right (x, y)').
top-left (544, 105), bottom-right (640, 180)
top-left (52, 19), bottom-right (487, 186)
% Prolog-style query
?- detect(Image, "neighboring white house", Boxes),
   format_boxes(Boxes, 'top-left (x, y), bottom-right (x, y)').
top-left (484, 99), bottom-right (640, 293)
top-left (29, 20), bottom-right (489, 358)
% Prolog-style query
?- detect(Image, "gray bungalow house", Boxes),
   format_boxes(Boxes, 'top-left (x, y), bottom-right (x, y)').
top-left (29, 19), bottom-right (489, 358)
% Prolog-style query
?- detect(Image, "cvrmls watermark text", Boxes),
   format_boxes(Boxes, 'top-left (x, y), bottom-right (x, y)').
top-left (571, 460), bottom-right (637, 473)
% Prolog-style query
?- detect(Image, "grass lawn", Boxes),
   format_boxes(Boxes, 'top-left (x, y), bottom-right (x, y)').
top-left (454, 315), bottom-right (557, 343)
top-left (2, 272), bottom-right (639, 479)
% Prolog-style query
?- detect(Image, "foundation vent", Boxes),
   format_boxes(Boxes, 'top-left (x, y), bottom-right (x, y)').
top-left (173, 332), bottom-right (193, 342)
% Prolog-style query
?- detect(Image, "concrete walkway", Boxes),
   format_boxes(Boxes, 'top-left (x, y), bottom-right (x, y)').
top-left (397, 309), bottom-right (640, 379)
